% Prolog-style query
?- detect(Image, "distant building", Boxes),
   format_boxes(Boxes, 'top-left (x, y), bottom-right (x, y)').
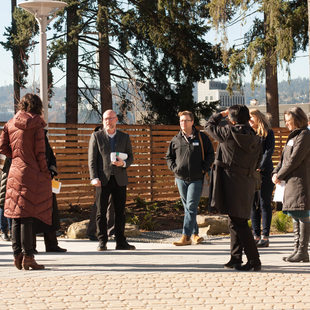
top-left (193, 80), bottom-right (245, 108)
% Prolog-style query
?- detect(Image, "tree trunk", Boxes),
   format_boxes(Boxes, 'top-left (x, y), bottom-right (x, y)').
top-left (264, 12), bottom-right (279, 127)
top-left (97, 1), bottom-right (112, 114)
top-left (265, 60), bottom-right (279, 127)
top-left (308, 0), bottom-right (310, 100)
top-left (66, 3), bottom-right (79, 124)
top-left (12, 0), bottom-right (20, 113)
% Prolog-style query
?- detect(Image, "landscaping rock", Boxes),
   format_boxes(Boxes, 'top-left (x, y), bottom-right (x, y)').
top-left (124, 223), bottom-right (141, 237)
top-left (197, 215), bottom-right (229, 235)
top-left (67, 220), bottom-right (89, 239)
top-left (66, 220), bottom-right (141, 239)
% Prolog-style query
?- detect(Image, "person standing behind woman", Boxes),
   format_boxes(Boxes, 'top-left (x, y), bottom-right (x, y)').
top-left (32, 130), bottom-right (67, 253)
top-left (272, 107), bottom-right (310, 262)
top-left (249, 110), bottom-right (275, 247)
top-left (166, 111), bottom-right (214, 246)
top-left (0, 156), bottom-right (12, 241)
top-left (0, 93), bottom-right (52, 270)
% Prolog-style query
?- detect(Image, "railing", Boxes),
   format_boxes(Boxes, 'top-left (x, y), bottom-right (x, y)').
top-left (0, 122), bottom-right (289, 210)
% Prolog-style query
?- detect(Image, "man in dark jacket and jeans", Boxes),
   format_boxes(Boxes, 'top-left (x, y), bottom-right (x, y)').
top-left (206, 105), bottom-right (262, 271)
top-left (166, 111), bottom-right (214, 246)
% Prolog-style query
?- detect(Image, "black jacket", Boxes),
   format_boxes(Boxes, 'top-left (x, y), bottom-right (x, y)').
top-left (166, 126), bottom-right (214, 182)
top-left (259, 129), bottom-right (275, 175)
top-left (0, 157), bottom-right (11, 209)
top-left (205, 113), bottom-right (262, 219)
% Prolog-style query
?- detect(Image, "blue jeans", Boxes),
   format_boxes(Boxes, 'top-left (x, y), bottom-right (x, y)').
top-left (251, 174), bottom-right (274, 237)
top-left (175, 178), bottom-right (203, 236)
top-left (0, 208), bottom-right (11, 233)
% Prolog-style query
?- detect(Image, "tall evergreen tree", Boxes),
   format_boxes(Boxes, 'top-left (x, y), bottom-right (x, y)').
top-left (65, 0), bottom-right (80, 123)
top-left (209, 0), bottom-right (308, 126)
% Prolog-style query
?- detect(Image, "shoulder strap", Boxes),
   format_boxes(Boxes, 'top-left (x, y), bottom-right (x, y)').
top-left (198, 131), bottom-right (204, 161)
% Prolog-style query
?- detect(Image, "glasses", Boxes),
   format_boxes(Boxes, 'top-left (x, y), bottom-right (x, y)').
top-left (103, 117), bottom-right (116, 121)
top-left (180, 119), bottom-right (192, 123)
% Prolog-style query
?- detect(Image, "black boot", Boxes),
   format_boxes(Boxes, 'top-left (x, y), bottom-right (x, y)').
top-left (287, 222), bottom-right (310, 263)
top-left (224, 256), bottom-right (242, 269)
top-left (235, 258), bottom-right (262, 271)
top-left (283, 220), bottom-right (299, 262)
top-left (44, 231), bottom-right (67, 252)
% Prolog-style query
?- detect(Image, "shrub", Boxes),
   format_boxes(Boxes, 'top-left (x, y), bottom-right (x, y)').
top-left (272, 211), bottom-right (293, 233)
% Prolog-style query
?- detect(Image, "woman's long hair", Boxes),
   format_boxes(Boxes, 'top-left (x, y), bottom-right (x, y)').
top-left (250, 109), bottom-right (272, 138)
top-left (18, 93), bottom-right (43, 115)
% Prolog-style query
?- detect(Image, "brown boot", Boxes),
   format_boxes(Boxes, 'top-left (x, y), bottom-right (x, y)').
top-left (14, 253), bottom-right (23, 270)
top-left (192, 234), bottom-right (204, 244)
top-left (22, 255), bottom-right (45, 270)
top-left (173, 235), bottom-right (192, 246)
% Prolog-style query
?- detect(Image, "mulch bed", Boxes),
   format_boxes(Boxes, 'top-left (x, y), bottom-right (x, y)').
top-left (58, 199), bottom-right (211, 235)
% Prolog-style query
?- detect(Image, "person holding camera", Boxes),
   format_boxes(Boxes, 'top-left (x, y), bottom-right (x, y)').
top-left (206, 105), bottom-right (262, 271)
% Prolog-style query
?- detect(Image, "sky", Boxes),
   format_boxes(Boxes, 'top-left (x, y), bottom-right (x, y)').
top-left (0, 1), bottom-right (309, 88)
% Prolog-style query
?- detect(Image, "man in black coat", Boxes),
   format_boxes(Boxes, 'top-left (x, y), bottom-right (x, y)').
top-left (205, 105), bottom-right (262, 271)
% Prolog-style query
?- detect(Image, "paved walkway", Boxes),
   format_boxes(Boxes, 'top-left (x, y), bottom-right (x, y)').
top-left (1, 234), bottom-right (310, 309)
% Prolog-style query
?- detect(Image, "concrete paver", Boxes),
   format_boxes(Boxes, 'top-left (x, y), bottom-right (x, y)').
top-left (1, 234), bottom-right (310, 309)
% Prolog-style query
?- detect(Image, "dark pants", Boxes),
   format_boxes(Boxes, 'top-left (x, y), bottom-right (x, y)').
top-left (33, 230), bottom-right (58, 251)
top-left (0, 208), bottom-right (12, 233)
top-left (87, 195), bottom-right (115, 238)
top-left (228, 215), bottom-right (259, 262)
top-left (251, 174), bottom-right (274, 237)
top-left (96, 176), bottom-right (126, 246)
top-left (11, 218), bottom-right (34, 256)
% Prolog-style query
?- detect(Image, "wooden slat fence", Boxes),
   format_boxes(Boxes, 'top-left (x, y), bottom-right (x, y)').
top-left (0, 122), bottom-right (289, 210)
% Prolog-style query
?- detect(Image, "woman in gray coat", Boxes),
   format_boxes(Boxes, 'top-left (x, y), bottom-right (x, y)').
top-left (272, 107), bottom-right (310, 262)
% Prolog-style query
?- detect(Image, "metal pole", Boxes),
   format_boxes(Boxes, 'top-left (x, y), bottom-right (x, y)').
top-left (38, 16), bottom-right (49, 124)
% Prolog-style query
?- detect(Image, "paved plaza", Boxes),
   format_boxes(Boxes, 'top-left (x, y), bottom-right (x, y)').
top-left (1, 233), bottom-right (310, 309)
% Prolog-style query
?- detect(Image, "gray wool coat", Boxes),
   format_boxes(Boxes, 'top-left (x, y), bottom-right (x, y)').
top-left (205, 113), bottom-right (262, 219)
top-left (273, 128), bottom-right (310, 211)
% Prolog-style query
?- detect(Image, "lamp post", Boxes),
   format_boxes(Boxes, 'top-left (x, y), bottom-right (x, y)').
top-left (19, 0), bottom-right (67, 123)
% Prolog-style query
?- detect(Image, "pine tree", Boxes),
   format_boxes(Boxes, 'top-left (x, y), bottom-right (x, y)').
top-left (208, 0), bottom-right (308, 126)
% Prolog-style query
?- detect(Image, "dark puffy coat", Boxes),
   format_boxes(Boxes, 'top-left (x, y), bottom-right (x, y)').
top-left (273, 128), bottom-right (310, 211)
top-left (205, 113), bottom-right (262, 219)
top-left (0, 111), bottom-right (52, 225)
top-left (166, 126), bottom-right (214, 181)
top-left (0, 157), bottom-right (11, 209)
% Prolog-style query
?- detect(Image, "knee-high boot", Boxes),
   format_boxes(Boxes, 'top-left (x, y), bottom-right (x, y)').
top-left (283, 220), bottom-right (299, 261)
top-left (287, 221), bottom-right (310, 263)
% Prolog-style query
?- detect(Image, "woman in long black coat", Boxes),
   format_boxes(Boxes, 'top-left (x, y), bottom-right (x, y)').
top-left (206, 105), bottom-right (262, 271)
top-left (272, 107), bottom-right (310, 262)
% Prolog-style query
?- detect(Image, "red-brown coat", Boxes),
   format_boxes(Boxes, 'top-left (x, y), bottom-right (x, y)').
top-left (0, 111), bottom-right (52, 225)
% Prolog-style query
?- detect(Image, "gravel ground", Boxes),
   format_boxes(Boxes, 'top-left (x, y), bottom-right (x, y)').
top-left (126, 229), bottom-right (225, 244)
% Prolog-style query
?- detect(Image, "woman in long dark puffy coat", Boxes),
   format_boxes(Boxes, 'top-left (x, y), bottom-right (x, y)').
top-left (0, 93), bottom-right (52, 270)
top-left (272, 107), bottom-right (310, 262)
top-left (249, 110), bottom-right (275, 247)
